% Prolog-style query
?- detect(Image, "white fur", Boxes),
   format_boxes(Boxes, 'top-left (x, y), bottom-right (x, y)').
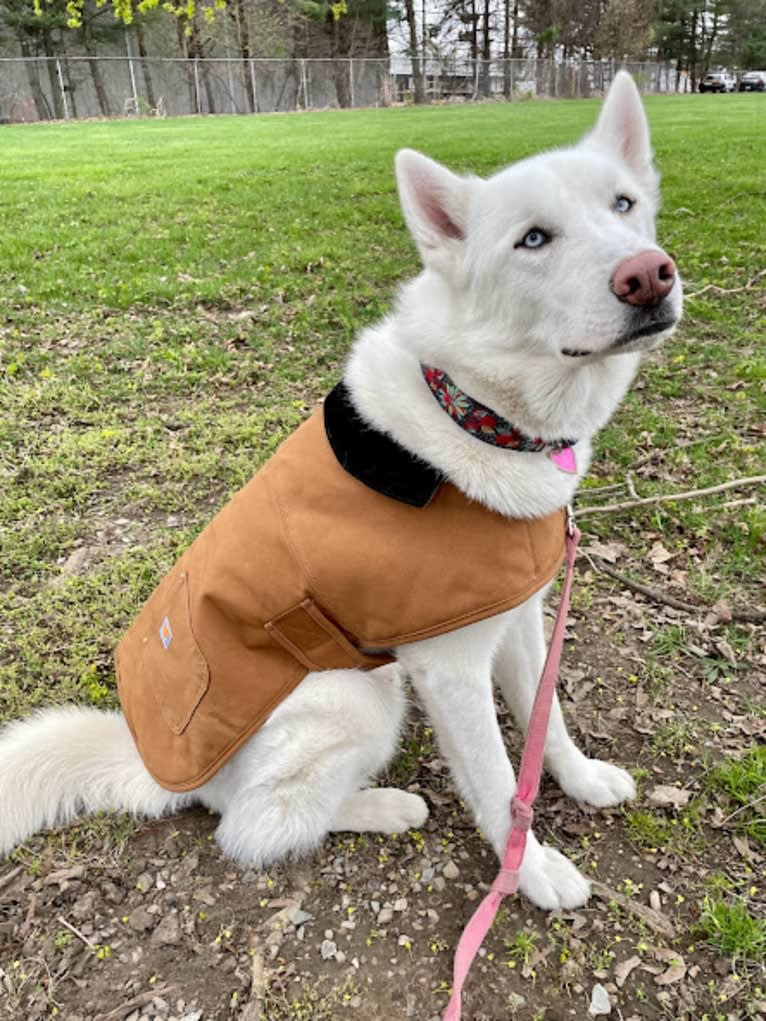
top-left (0, 73), bottom-right (680, 911)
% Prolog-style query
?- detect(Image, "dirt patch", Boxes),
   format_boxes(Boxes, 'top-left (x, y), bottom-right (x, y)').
top-left (1, 581), bottom-right (764, 1021)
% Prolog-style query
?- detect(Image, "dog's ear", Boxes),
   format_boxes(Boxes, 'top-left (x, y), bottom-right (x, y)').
top-left (587, 71), bottom-right (656, 186)
top-left (395, 149), bottom-right (473, 272)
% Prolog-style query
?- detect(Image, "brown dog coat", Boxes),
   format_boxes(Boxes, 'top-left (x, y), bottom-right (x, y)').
top-left (116, 385), bottom-right (567, 791)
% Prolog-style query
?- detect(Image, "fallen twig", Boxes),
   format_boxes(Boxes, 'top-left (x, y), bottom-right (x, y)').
top-left (720, 497), bottom-right (757, 510)
top-left (94, 984), bottom-right (175, 1021)
top-left (0, 865), bottom-right (23, 895)
top-left (577, 474), bottom-right (766, 517)
top-left (718, 793), bottom-right (766, 827)
top-left (56, 915), bottom-right (96, 950)
top-left (240, 936), bottom-right (268, 1021)
top-left (685, 267), bottom-right (766, 300)
top-left (586, 554), bottom-right (766, 624)
top-left (580, 481), bottom-right (627, 497)
top-left (591, 880), bottom-right (678, 940)
top-left (18, 893), bottom-right (37, 940)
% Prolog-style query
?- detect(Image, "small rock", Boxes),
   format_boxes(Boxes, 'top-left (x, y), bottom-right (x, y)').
top-left (393, 898), bottom-right (408, 912)
top-left (432, 876), bottom-right (446, 892)
top-left (377, 907), bottom-right (393, 925)
top-left (588, 983), bottom-right (612, 1016)
top-left (320, 939), bottom-right (337, 960)
top-left (442, 861), bottom-right (460, 881)
top-left (136, 872), bottom-right (153, 893)
top-left (150, 911), bottom-right (182, 947)
top-left (289, 907), bottom-right (313, 927)
top-left (127, 907), bottom-right (155, 933)
top-left (71, 891), bottom-right (98, 920)
top-left (192, 887), bottom-right (216, 906)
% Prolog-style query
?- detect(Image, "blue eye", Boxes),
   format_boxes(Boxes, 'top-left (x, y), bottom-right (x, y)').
top-left (517, 228), bottom-right (550, 249)
top-left (615, 195), bottom-right (634, 214)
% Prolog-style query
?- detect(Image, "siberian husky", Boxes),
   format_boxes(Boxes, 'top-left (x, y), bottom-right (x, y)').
top-left (0, 72), bottom-right (681, 911)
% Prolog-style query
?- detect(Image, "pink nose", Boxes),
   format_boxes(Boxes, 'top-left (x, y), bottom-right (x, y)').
top-left (611, 250), bottom-right (676, 306)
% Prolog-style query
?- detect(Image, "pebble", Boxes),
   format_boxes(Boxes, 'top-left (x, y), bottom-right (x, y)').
top-left (393, 898), bottom-right (408, 912)
top-left (377, 907), bottom-right (393, 925)
top-left (289, 907), bottom-right (313, 926)
top-left (71, 891), bottom-right (98, 920)
top-left (320, 939), bottom-right (337, 960)
top-left (588, 983), bottom-right (612, 1016)
top-left (442, 861), bottom-right (460, 880)
top-left (127, 906), bottom-right (155, 933)
top-left (150, 910), bottom-right (182, 946)
top-left (136, 872), bottom-right (153, 893)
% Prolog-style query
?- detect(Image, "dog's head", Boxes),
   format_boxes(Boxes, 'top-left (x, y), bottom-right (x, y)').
top-left (395, 72), bottom-right (682, 367)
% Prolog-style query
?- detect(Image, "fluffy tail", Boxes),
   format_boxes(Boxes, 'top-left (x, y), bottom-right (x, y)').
top-left (0, 706), bottom-right (189, 855)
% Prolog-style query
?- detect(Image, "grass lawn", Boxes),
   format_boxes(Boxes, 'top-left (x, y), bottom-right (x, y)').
top-left (0, 95), bottom-right (764, 1020)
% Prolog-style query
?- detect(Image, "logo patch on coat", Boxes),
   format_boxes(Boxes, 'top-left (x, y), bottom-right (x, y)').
top-left (159, 616), bottom-right (173, 650)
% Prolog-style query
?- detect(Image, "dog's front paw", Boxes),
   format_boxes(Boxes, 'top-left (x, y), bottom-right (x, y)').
top-left (519, 844), bottom-right (591, 910)
top-left (558, 758), bottom-right (636, 808)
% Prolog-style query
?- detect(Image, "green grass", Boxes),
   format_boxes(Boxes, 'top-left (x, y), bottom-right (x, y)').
top-left (0, 95), bottom-right (764, 716)
top-left (698, 896), bottom-right (766, 963)
top-left (710, 746), bottom-right (766, 845)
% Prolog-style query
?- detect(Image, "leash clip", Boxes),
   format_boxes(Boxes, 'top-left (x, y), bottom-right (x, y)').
top-left (566, 503), bottom-right (576, 537)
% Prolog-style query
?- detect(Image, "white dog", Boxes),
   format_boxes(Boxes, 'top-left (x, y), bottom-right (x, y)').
top-left (0, 72), bottom-right (681, 911)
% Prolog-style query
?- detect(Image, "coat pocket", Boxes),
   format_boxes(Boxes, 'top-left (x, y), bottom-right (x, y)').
top-left (142, 570), bottom-right (210, 735)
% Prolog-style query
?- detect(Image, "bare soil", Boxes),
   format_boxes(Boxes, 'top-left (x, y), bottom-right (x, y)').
top-left (1, 573), bottom-right (764, 1021)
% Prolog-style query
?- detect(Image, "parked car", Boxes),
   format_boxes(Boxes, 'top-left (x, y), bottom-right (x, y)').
top-left (739, 70), bottom-right (766, 91)
top-left (699, 71), bottom-right (737, 92)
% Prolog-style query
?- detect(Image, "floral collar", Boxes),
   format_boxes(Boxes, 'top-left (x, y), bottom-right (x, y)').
top-left (421, 365), bottom-right (577, 456)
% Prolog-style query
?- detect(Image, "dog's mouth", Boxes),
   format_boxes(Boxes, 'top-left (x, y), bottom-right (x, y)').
top-left (562, 315), bottom-right (678, 359)
top-left (614, 317), bottom-right (678, 348)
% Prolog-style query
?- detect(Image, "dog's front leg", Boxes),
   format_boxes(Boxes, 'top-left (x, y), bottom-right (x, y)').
top-left (397, 617), bottom-right (590, 911)
top-left (494, 594), bottom-right (636, 808)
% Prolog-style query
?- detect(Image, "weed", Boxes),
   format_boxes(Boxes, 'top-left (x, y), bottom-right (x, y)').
top-left (698, 896), bottom-right (766, 963)
top-left (505, 928), bottom-right (539, 966)
top-left (651, 717), bottom-right (700, 759)
top-left (709, 746), bottom-right (766, 845)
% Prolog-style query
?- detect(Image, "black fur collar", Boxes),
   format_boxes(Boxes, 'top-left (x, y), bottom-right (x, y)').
top-left (324, 381), bottom-right (443, 508)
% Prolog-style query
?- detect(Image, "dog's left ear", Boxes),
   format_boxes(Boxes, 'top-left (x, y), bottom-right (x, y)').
top-left (395, 149), bottom-right (474, 275)
top-left (587, 71), bottom-right (656, 187)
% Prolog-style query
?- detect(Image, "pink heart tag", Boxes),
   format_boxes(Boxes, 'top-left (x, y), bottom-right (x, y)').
top-left (549, 446), bottom-right (577, 473)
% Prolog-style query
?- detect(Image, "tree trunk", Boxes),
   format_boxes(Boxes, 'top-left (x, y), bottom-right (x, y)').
top-left (135, 21), bottom-right (157, 109)
top-left (503, 0), bottom-right (510, 97)
top-left (42, 33), bottom-right (64, 119)
top-left (232, 0), bottom-right (255, 112)
top-left (18, 37), bottom-right (50, 120)
top-left (402, 0), bottom-right (425, 103)
top-left (86, 57), bottom-right (109, 115)
top-left (479, 0), bottom-right (491, 97)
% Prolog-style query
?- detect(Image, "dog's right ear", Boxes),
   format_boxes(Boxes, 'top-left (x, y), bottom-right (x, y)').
top-left (395, 149), bottom-right (473, 273)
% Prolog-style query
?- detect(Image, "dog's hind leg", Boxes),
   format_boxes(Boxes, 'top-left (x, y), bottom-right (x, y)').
top-left (494, 594), bottom-right (636, 808)
top-left (201, 666), bottom-right (425, 866)
top-left (330, 787), bottom-right (428, 834)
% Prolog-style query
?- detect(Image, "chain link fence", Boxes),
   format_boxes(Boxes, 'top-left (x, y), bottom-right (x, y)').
top-left (0, 56), bottom-right (684, 123)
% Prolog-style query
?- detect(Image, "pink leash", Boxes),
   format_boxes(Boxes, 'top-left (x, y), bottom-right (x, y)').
top-left (443, 512), bottom-right (581, 1021)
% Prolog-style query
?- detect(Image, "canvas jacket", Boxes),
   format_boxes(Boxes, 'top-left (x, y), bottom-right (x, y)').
top-left (116, 383), bottom-right (567, 792)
